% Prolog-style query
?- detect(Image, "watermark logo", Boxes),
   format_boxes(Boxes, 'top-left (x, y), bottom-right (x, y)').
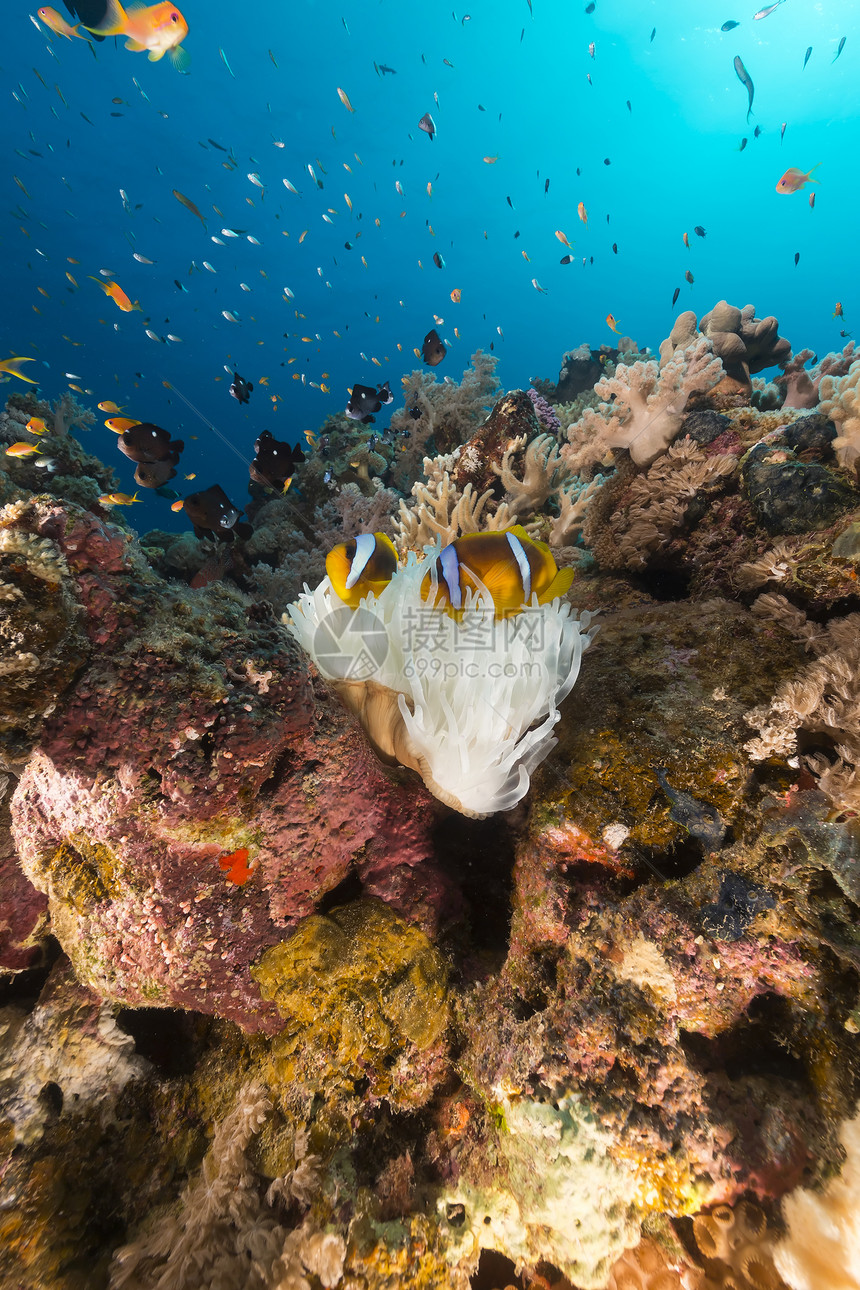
top-left (313, 605), bottom-right (389, 681)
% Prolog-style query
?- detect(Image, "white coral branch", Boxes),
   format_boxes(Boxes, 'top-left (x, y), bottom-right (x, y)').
top-left (492, 432), bottom-right (573, 515)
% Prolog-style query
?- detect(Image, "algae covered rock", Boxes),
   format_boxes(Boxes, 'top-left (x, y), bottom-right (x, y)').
top-left (0, 500), bottom-right (89, 768)
top-left (252, 898), bottom-right (449, 1107)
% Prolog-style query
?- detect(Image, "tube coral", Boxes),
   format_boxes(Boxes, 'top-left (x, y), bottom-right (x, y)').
top-left (284, 547), bottom-right (594, 818)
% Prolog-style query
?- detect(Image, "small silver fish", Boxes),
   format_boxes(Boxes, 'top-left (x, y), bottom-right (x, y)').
top-left (133, 253), bottom-right (155, 264)
top-left (753, 0), bottom-right (786, 17)
top-left (248, 172), bottom-right (264, 189)
top-left (145, 329), bottom-right (161, 341)
top-left (203, 261), bottom-right (217, 273)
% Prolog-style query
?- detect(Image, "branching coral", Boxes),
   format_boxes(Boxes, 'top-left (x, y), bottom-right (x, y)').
top-left (777, 343), bottom-right (857, 411)
top-left (492, 432), bottom-right (573, 516)
top-left (50, 391), bottom-right (96, 438)
top-left (548, 475), bottom-right (606, 546)
top-left (392, 453), bottom-right (517, 556)
top-left (745, 596), bottom-right (860, 812)
top-left (389, 350), bottom-right (501, 488)
top-left (773, 1111), bottom-right (860, 1290)
top-left (562, 337), bottom-right (724, 473)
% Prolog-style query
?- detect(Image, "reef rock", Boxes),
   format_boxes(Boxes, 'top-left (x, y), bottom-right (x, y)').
top-left (7, 497), bottom-right (445, 1032)
top-left (0, 499), bottom-right (90, 768)
top-left (554, 342), bottom-right (620, 402)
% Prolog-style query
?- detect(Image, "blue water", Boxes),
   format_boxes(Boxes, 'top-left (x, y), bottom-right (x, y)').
top-left (3, 0), bottom-right (858, 533)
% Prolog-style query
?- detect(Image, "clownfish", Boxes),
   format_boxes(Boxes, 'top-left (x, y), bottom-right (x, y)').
top-left (421, 526), bottom-right (574, 618)
top-left (326, 532), bottom-right (399, 607)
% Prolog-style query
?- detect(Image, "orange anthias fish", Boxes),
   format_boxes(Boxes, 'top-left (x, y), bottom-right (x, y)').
top-left (37, 6), bottom-right (91, 39)
top-left (6, 442), bottom-right (42, 457)
top-left (833, 302), bottom-right (844, 318)
top-left (775, 163), bottom-right (821, 194)
top-left (83, 0), bottom-right (190, 69)
top-left (555, 230), bottom-right (571, 248)
top-left (105, 416), bottom-right (141, 433)
top-left (218, 847), bottom-right (254, 885)
top-left (98, 400), bottom-right (126, 414)
top-left (577, 201), bottom-right (588, 227)
top-left (88, 276), bottom-right (140, 312)
top-left (26, 416), bottom-right (50, 435)
top-left (606, 313), bottom-right (622, 334)
top-left (98, 491), bottom-right (142, 505)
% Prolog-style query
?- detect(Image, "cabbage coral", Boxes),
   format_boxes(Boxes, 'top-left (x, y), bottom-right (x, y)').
top-left (284, 547), bottom-right (594, 818)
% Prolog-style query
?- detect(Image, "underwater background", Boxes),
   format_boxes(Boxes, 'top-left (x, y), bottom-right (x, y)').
top-left (5, 3), bottom-right (860, 1290)
top-left (3, 0), bottom-right (859, 533)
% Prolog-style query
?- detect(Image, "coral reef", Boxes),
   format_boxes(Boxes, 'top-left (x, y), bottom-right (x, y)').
top-left (818, 359), bottom-right (860, 475)
top-left (7, 494), bottom-right (446, 1028)
top-left (252, 898), bottom-right (449, 1108)
top-left (773, 1112), bottom-right (860, 1290)
top-left (2, 301), bottom-right (860, 1290)
top-left (660, 303), bottom-right (791, 402)
top-left (388, 350), bottom-right (501, 489)
top-left (563, 337), bottom-right (724, 472)
top-left (745, 595), bottom-right (860, 814)
top-left (0, 499), bottom-right (91, 766)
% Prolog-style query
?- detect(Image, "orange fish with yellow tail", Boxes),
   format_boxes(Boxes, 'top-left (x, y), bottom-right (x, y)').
top-left (82, 0), bottom-right (190, 69)
top-left (88, 276), bottom-right (141, 313)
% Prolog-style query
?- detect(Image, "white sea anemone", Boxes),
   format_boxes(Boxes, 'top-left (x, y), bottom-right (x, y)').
top-left (284, 548), bottom-right (595, 818)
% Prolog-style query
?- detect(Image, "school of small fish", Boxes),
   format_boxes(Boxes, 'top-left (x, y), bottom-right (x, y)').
top-left (3, 0), bottom-right (849, 524)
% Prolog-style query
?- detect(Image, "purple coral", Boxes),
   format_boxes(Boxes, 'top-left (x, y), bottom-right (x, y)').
top-left (526, 387), bottom-right (562, 436)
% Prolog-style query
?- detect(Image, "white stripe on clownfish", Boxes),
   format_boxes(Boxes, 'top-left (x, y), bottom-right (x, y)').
top-left (345, 532), bottom-right (377, 590)
top-left (506, 531), bottom-right (531, 602)
top-left (439, 544), bottom-right (462, 609)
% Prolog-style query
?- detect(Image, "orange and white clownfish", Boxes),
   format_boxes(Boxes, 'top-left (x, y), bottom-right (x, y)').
top-left (421, 526), bottom-right (575, 618)
top-left (326, 531), bottom-right (399, 607)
